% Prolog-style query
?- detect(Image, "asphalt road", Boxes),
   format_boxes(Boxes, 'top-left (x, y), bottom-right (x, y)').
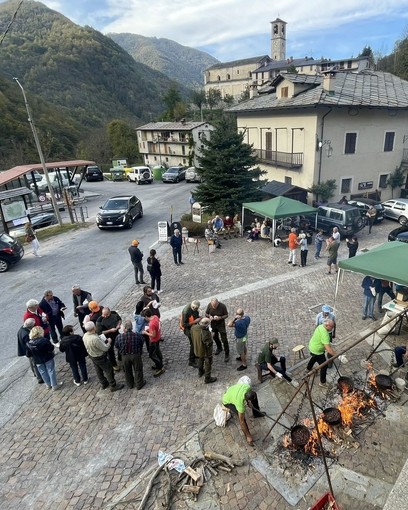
top-left (0, 177), bottom-right (195, 426)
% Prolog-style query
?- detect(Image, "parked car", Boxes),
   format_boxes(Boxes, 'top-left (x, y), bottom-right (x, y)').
top-left (9, 213), bottom-right (57, 238)
top-left (162, 166), bottom-right (186, 183)
top-left (0, 233), bottom-right (24, 272)
top-left (84, 166), bottom-right (104, 182)
top-left (307, 203), bottom-right (364, 237)
top-left (382, 198), bottom-right (408, 225)
top-left (388, 225), bottom-right (408, 243)
top-left (30, 170), bottom-right (73, 192)
top-left (347, 198), bottom-right (385, 223)
top-left (185, 167), bottom-right (202, 183)
top-left (96, 195), bottom-right (143, 229)
top-left (127, 166), bottom-right (153, 184)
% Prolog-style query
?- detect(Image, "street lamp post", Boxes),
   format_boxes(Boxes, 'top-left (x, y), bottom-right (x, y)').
top-left (13, 78), bottom-right (63, 226)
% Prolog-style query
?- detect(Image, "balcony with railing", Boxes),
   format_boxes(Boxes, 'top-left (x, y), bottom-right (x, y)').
top-left (255, 149), bottom-right (304, 169)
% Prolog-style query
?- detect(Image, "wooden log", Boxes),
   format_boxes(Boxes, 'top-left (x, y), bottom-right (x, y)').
top-left (181, 485), bottom-right (201, 494)
top-left (204, 451), bottom-right (243, 468)
top-left (184, 466), bottom-right (200, 481)
top-left (196, 466), bottom-right (204, 487)
top-left (217, 465), bottom-right (232, 472)
top-left (204, 463), bottom-right (218, 476)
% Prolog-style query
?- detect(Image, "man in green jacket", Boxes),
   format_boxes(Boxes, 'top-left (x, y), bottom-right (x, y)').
top-left (306, 320), bottom-right (336, 387)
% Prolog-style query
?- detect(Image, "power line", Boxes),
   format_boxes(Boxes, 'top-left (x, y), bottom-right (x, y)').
top-left (0, 0), bottom-right (24, 47)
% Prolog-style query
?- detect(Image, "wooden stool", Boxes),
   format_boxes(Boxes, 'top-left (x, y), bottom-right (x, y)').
top-left (291, 344), bottom-right (306, 366)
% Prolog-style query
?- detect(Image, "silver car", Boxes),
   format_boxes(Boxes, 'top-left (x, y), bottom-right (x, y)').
top-left (382, 199), bottom-right (408, 225)
top-left (162, 166), bottom-right (186, 183)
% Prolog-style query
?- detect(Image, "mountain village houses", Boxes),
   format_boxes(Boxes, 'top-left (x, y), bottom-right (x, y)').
top-left (228, 70), bottom-right (408, 203)
top-left (202, 17), bottom-right (407, 203)
top-left (136, 121), bottom-right (214, 169)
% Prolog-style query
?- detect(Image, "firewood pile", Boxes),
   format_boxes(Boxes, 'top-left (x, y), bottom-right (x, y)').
top-left (134, 450), bottom-right (243, 509)
top-left (177, 451), bottom-right (243, 501)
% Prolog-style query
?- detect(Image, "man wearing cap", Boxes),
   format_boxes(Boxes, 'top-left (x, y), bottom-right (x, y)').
top-left (316, 305), bottom-right (336, 368)
top-left (96, 307), bottom-right (122, 371)
top-left (87, 301), bottom-right (103, 324)
top-left (222, 380), bottom-right (264, 446)
top-left (205, 297), bottom-right (230, 362)
top-left (72, 285), bottom-right (92, 333)
top-left (128, 240), bottom-right (146, 285)
top-left (228, 308), bottom-right (250, 371)
top-left (169, 229), bottom-right (183, 266)
top-left (190, 318), bottom-right (217, 384)
top-left (256, 339), bottom-right (299, 387)
top-left (83, 321), bottom-right (124, 392)
top-left (181, 300), bottom-right (202, 368)
top-left (306, 320), bottom-right (337, 387)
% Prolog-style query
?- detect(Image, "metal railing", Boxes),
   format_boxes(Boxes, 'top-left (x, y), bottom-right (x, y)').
top-left (255, 149), bottom-right (304, 169)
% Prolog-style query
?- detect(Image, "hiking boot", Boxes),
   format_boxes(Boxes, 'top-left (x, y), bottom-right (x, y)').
top-left (256, 363), bottom-right (263, 384)
top-left (236, 356), bottom-right (242, 361)
top-left (137, 380), bottom-right (147, 390)
top-left (110, 384), bottom-right (124, 392)
top-left (205, 377), bottom-right (217, 384)
top-left (198, 370), bottom-right (205, 378)
top-left (189, 361), bottom-right (198, 368)
top-left (291, 380), bottom-right (299, 388)
top-left (113, 365), bottom-right (121, 372)
top-left (237, 365), bottom-right (247, 371)
top-left (224, 355), bottom-right (230, 363)
top-left (153, 368), bottom-right (165, 378)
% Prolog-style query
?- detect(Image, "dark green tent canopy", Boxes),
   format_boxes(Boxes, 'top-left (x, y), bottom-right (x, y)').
top-left (243, 196), bottom-right (317, 219)
top-left (338, 241), bottom-right (408, 286)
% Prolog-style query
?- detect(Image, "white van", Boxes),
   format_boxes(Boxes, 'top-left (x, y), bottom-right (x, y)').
top-left (31, 170), bottom-right (73, 192)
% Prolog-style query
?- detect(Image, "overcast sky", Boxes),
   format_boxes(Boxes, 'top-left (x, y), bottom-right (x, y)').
top-left (5, 0), bottom-right (408, 61)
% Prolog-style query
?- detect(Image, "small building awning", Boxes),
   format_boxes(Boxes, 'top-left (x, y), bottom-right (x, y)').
top-left (261, 180), bottom-right (308, 198)
top-left (0, 187), bottom-right (32, 200)
top-left (0, 160), bottom-right (96, 187)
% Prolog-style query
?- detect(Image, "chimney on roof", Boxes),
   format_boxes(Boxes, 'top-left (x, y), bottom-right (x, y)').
top-left (322, 70), bottom-right (336, 96)
top-left (249, 83), bottom-right (259, 99)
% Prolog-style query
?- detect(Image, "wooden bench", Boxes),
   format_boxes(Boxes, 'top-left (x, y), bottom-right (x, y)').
top-left (291, 344), bottom-right (306, 366)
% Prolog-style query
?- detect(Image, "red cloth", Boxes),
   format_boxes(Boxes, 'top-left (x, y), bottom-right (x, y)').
top-left (23, 307), bottom-right (50, 336)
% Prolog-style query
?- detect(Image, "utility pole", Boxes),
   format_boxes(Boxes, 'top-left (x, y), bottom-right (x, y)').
top-left (14, 78), bottom-right (63, 226)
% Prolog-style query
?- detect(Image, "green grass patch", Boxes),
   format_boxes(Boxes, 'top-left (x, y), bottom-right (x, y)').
top-left (16, 222), bottom-right (91, 245)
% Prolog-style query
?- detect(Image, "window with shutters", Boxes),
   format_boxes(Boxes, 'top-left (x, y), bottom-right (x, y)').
top-left (344, 133), bottom-right (357, 154)
top-left (384, 132), bottom-right (395, 152)
top-left (379, 174), bottom-right (388, 188)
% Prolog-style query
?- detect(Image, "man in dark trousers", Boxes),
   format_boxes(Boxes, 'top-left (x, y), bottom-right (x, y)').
top-left (17, 318), bottom-right (43, 383)
top-left (39, 290), bottom-right (66, 344)
top-left (181, 300), bottom-right (202, 367)
top-left (115, 320), bottom-right (145, 389)
top-left (128, 239), bottom-right (146, 284)
top-left (83, 321), bottom-right (123, 392)
top-left (205, 297), bottom-right (230, 362)
top-left (191, 318), bottom-right (217, 384)
top-left (72, 284), bottom-right (92, 333)
top-left (96, 307), bottom-right (122, 371)
top-left (169, 229), bottom-right (183, 265)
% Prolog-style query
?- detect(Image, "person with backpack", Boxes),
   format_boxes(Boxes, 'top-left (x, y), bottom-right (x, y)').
top-left (180, 300), bottom-right (202, 368)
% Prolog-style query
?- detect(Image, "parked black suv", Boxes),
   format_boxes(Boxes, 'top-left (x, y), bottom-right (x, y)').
top-left (85, 166), bottom-right (104, 182)
top-left (309, 203), bottom-right (364, 237)
top-left (96, 195), bottom-right (143, 229)
top-left (0, 233), bottom-right (24, 272)
top-left (347, 198), bottom-right (385, 223)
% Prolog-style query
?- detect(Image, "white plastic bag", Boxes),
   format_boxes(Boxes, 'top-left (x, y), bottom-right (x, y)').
top-left (213, 403), bottom-right (231, 427)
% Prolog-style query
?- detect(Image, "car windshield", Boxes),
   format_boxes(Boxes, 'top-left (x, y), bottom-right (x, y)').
top-left (0, 233), bottom-right (14, 243)
top-left (104, 199), bottom-right (128, 210)
top-left (166, 168), bottom-right (179, 174)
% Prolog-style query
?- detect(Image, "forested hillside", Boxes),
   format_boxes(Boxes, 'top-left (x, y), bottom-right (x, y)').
top-left (0, 0), bottom-right (189, 166)
top-left (108, 33), bottom-right (219, 88)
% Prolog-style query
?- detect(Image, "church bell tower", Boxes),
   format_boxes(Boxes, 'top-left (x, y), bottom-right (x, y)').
top-left (271, 18), bottom-right (287, 61)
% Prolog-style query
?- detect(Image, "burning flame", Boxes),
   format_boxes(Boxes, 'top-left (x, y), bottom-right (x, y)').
top-left (337, 391), bottom-right (375, 427)
top-left (304, 417), bottom-right (335, 456)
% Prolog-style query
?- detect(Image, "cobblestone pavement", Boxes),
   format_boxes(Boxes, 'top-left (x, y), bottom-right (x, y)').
top-left (1, 220), bottom-right (407, 509)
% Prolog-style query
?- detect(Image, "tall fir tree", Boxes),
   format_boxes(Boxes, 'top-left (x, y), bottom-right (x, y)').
top-left (194, 116), bottom-right (266, 215)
